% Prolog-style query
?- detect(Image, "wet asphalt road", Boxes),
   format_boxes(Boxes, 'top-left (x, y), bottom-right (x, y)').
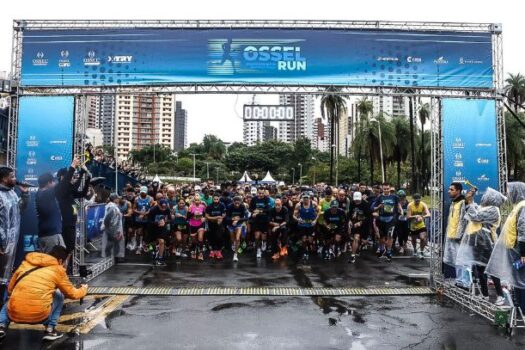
top-left (2, 250), bottom-right (525, 350)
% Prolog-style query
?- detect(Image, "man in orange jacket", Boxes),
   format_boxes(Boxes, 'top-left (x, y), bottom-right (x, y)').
top-left (0, 245), bottom-right (88, 341)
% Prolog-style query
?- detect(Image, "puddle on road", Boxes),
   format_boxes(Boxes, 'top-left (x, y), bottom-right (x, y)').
top-left (212, 302), bottom-right (251, 311)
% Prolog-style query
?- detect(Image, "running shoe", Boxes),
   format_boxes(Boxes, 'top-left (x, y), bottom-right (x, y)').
top-left (43, 327), bottom-right (64, 341)
top-left (216, 251), bottom-right (224, 260)
top-left (198, 252), bottom-right (204, 261)
top-left (0, 325), bottom-right (6, 341)
top-left (348, 255), bottom-right (356, 264)
top-left (175, 248), bottom-right (182, 257)
top-left (256, 248), bottom-right (262, 259)
top-left (261, 241), bottom-right (267, 252)
top-left (398, 247), bottom-right (404, 255)
top-left (155, 259), bottom-right (166, 266)
top-left (302, 252), bottom-right (310, 261)
top-left (386, 251), bottom-right (392, 262)
top-left (209, 250), bottom-right (216, 259)
top-left (233, 253), bottom-right (239, 262)
top-left (419, 252), bottom-right (424, 260)
top-left (237, 246), bottom-right (244, 254)
top-left (280, 247), bottom-right (288, 257)
top-left (191, 250), bottom-right (196, 259)
top-left (272, 252), bottom-right (280, 260)
top-left (495, 296), bottom-right (506, 306)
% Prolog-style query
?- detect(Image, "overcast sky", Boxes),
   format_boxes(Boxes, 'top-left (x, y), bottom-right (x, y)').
top-left (1, 0), bottom-right (523, 144)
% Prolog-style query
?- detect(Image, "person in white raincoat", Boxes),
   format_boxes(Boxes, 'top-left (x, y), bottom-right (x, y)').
top-left (456, 187), bottom-right (506, 304)
top-left (0, 167), bottom-right (29, 286)
top-left (487, 182), bottom-right (525, 311)
top-left (100, 193), bottom-right (124, 260)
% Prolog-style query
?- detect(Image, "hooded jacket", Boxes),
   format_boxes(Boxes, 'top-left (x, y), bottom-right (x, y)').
top-left (6, 252), bottom-right (87, 324)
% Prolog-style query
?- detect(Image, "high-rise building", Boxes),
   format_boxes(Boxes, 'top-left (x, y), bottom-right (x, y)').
top-left (278, 94), bottom-right (316, 146)
top-left (243, 121), bottom-right (264, 146)
top-left (314, 117), bottom-right (329, 153)
top-left (174, 101), bottom-right (188, 151)
top-left (263, 123), bottom-right (277, 142)
top-left (372, 96), bottom-right (408, 117)
top-left (100, 95), bottom-right (116, 146)
top-left (86, 96), bottom-right (100, 129)
top-left (85, 95), bottom-right (116, 146)
top-left (115, 94), bottom-right (175, 160)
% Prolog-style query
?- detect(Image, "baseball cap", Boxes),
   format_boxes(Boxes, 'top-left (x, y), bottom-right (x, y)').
top-left (330, 200), bottom-right (339, 208)
top-left (251, 187), bottom-right (257, 195)
top-left (159, 199), bottom-right (168, 206)
top-left (194, 185), bottom-right (202, 191)
top-left (301, 193), bottom-right (310, 199)
top-left (397, 190), bottom-right (406, 197)
top-left (413, 193), bottom-right (422, 200)
top-left (353, 192), bottom-right (362, 201)
top-left (140, 186), bottom-right (148, 194)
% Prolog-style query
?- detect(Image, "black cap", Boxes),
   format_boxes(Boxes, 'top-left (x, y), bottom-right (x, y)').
top-left (413, 193), bottom-right (422, 200)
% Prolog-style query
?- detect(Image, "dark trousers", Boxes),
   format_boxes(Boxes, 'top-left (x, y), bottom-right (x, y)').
top-left (62, 224), bottom-right (76, 253)
top-left (207, 223), bottom-right (224, 251)
top-left (473, 265), bottom-right (503, 297)
top-left (514, 288), bottom-right (525, 311)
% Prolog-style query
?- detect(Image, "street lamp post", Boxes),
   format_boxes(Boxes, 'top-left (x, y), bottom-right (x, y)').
top-left (206, 162), bottom-right (210, 180)
top-left (370, 118), bottom-right (385, 183)
top-left (311, 157), bottom-right (316, 185)
top-left (190, 153), bottom-right (197, 183)
top-left (291, 168), bottom-right (295, 185)
top-left (298, 163), bottom-right (303, 185)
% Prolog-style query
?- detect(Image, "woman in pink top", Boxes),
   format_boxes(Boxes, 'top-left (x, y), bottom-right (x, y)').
top-left (188, 195), bottom-right (207, 261)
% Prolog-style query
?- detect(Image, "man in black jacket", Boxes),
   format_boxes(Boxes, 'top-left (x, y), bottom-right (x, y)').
top-left (55, 157), bottom-right (90, 254)
top-left (36, 173), bottom-right (65, 253)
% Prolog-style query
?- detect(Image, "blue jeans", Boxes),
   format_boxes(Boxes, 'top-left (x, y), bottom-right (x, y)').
top-left (0, 290), bottom-right (64, 328)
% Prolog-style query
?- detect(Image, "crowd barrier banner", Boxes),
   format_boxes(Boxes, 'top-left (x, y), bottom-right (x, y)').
top-left (86, 204), bottom-right (105, 241)
top-left (21, 28), bottom-right (493, 88)
top-left (15, 96), bottom-right (74, 262)
top-left (442, 98), bottom-right (499, 207)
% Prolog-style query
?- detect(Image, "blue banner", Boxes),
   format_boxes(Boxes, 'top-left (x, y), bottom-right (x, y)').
top-left (15, 96), bottom-right (74, 262)
top-left (21, 29), bottom-right (493, 88)
top-left (16, 96), bottom-right (74, 183)
top-left (86, 204), bottom-right (105, 241)
top-left (442, 99), bottom-right (499, 204)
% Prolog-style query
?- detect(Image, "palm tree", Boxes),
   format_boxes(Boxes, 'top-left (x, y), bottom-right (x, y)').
top-left (505, 112), bottom-right (525, 180)
top-left (367, 113), bottom-right (395, 184)
top-left (418, 103), bottom-right (430, 194)
top-left (356, 98), bottom-right (373, 181)
top-left (321, 87), bottom-right (348, 185)
top-left (505, 73), bottom-right (525, 113)
top-left (391, 116), bottom-right (411, 189)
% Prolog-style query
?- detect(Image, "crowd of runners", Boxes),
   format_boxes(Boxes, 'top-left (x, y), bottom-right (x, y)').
top-left (108, 180), bottom-right (432, 266)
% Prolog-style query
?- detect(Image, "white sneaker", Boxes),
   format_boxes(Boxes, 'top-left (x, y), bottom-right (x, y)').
top-left (256, 248), bottom-right (262, 259)
top-left (413, 249), bottom-right (418, 257)
top-left (398, 247), bottom-right (404, 255)
top-left (233, 253), bottom-right (239, 262)
top-left (261, 241), bottom-right (267, 252)
top-left (175, 248), bottom-right (181, 257)
top-left (495, 296), bottom-right (506, 306)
